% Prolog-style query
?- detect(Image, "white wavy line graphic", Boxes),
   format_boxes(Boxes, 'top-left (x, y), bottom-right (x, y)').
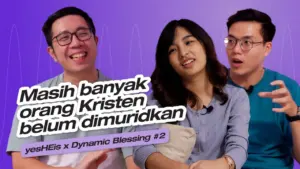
top-left (128, 24), bottom-right (143, 77)
top-left (0, 24), bottom-right (23, 163)
top-left (98, 24), bottom-right (114, 79)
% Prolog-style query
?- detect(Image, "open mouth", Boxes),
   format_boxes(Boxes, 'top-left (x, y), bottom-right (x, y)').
top-left (70, 52), bottom-right (87, 61)
top-left (181, 59), bottom-right (195, 67)
top-left (232, 58), bottom-right (243, 64)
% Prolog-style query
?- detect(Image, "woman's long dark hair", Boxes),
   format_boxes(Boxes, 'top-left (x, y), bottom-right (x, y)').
top-left (151, 19), bottom-right (228, 108)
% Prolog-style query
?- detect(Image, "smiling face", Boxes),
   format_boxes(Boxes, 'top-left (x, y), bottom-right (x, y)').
top-left (168, 27), bottom-right (207, 79)
top-left (48, 15), bottom-right (98, 74)
top-left (226, 21), bottom-right (272, 76)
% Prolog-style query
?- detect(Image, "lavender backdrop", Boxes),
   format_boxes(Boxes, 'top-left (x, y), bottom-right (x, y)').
top-left (1, 0), bottom-right (299, 168)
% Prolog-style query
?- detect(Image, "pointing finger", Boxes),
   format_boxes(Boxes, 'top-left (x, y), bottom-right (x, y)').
top-left (271, 80), bottom-right (286, 88)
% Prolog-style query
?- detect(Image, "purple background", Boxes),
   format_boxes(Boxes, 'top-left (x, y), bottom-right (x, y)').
top-left (1, 0), bottom-right (299, 168)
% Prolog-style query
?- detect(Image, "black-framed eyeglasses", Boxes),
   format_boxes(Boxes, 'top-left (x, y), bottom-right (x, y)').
top-left (224, 37), bottom-right (264, 51)
top-left (52, 28), bottom-right (93, 46)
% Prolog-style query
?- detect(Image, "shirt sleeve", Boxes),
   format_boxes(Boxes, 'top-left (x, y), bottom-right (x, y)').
top-left (121, 126), bottom-right (136, 158)
top-left (294, 83), bottom-right (300, 106)
top-left (122, 93), bottom-right (158, 158)
top-left (128, 93), bottom-right (163, 168)
top-left (6, 106), bottom-right (42, 154)
top-left (133, 124), bottom-right (160, 169)
top-left (224, 88), bottom-right (250, 169)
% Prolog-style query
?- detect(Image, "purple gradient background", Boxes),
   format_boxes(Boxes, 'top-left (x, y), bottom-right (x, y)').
top-left (0, 0), bottom-right (299, 168)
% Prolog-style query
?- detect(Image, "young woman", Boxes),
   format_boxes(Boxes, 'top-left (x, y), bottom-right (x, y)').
top-left (132, 19), bottom-right (250, 169)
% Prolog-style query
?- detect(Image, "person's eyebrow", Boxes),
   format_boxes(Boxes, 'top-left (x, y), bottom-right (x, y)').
top-left (227, 34), bottom-right (236, 38)
top-left (241, 35), bottom-right (254, 39)
top-left (171, 34), bottom-right (193, 45)
top-left (54, 26), bottom-right (89, 37)
top-left (75, 26), bottom-right (90, 31)
top-left (182, 34), bottom-right (193, 40)
top-left (228, 34), bottom-right (254, 39)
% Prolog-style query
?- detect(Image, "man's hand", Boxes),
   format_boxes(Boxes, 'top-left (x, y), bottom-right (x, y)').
top-left (75, 149), bottom-right (114, 169)
top-left (259, 80), bottom-right (298, 116)
top-left (189, 158), bottom-right (228, 169)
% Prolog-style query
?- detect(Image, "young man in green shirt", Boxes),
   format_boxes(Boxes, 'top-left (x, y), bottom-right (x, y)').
top-left (225, 9), bottom-right (300, 169)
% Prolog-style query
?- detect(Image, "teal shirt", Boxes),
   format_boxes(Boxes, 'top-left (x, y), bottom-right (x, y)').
top-left (228, 68), bottom-right (300, 169)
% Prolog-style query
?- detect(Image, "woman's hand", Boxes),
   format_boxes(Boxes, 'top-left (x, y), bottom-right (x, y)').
top-left (189, 158), bottom-right (228, 169)
top-left (75, 149), bottom-right (114, 169)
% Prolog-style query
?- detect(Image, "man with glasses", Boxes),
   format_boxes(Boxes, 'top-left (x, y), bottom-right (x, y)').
top-left (7, 6), bottom-right (139, 169)
top-left (224, 8), bottom-right (300, 169)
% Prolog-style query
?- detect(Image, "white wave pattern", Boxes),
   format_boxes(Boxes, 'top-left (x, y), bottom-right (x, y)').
top-left (98, 24), bottom-right (114, 79)
top-left (128, 24), bottom-right (143, 77)
top-left (280, 24), bottom-right (296, 80)
top-left (1, 24), bottom-right (23, 162)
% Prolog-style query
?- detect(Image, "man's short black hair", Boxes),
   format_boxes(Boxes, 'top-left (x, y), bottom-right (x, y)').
top-left (227, 8), bottom-right (276, 42)
top-left (42, 6), bottom-right (96, 46)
